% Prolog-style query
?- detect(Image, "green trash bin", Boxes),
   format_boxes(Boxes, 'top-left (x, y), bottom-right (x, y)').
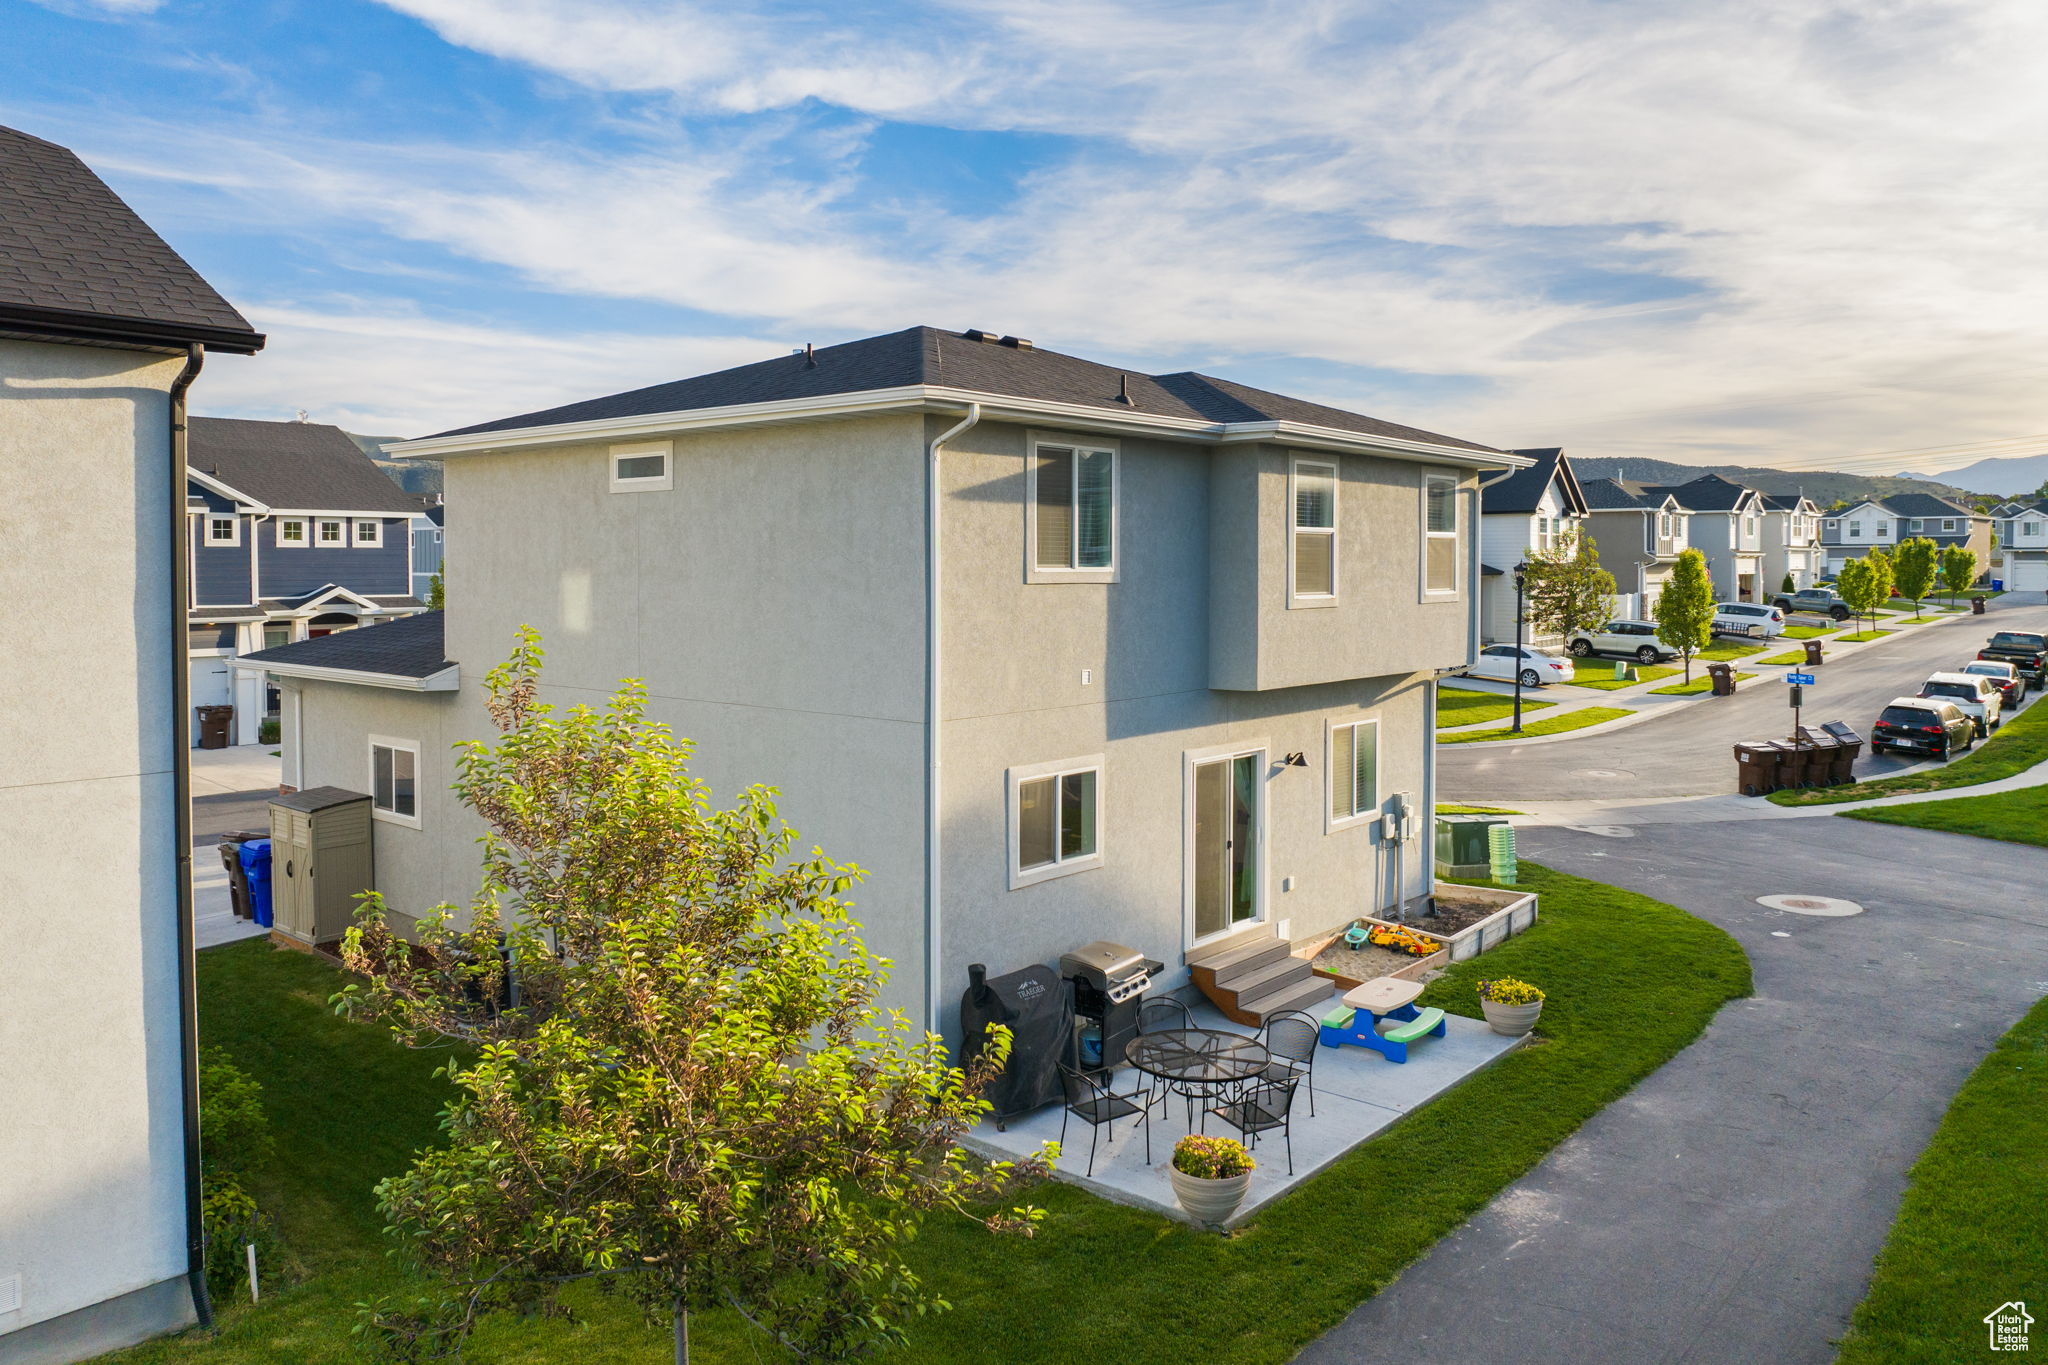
top-left (1435, 814), bottom-right (1506, 879)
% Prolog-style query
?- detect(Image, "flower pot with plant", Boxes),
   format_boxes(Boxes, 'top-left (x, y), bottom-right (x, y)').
top-left (1168, 1134), bottom-right (1255, 1227)
top-left (1477, 976), bottom-right (1545, 1035)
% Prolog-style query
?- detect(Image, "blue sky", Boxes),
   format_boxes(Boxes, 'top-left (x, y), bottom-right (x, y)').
top-left (9, 0), bottom-right (2048, 473)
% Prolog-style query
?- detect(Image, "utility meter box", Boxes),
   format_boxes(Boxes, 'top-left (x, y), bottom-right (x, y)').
top-left (268, 786), bottom-right (375, 948)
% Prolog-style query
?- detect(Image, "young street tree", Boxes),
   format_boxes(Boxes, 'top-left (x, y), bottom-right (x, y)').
top-left (1865, 547), bottom-right (1896, 630)
top-left (1522, 529), bottom-right (1618, 641)
top-left (1836, 557), bottom-right (1883, 636)
top-left (1892, 537), bottom-right (1939, 617)
top-left (1654, 548), bottom-right (1716, 682)
top-left (335, 631), bottom-right (1047, 1363)
top-left (1942, 544), bottom-right (1980, 604)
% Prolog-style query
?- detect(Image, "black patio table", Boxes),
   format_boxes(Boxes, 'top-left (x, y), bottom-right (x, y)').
top-left (1124, 1028), bottom-right (1270, 1141)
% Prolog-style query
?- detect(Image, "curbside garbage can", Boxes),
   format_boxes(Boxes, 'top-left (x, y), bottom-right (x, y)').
top-left (196, 704), bottom-right (233, 749)
top-left (239, 838), bottom-right (274, 928)
top-left (1777, 740), bottom-right (1813, 789)
top-left (217, 830), bottom-right (265, 920)
top-left (1734, 740), bottom-right (1784, 796)
top-left (1820, 721), bottom-right (1863, 783)
top-left (1972, 595), bottom-right (1987, 615)
top-left (1796, 728), bottom-right (1841, 785)
top-left (1804, 638), bottom-right (1824, 666)
top-left (1706, 662), bottom-right (1736, 697)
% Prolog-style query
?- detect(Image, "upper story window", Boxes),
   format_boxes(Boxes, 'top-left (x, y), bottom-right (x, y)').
top-left (1743, 514), bottom-right (1758, 539)
top-left (1849, 523), bottom-right (1863, 538)
top-left (1328, 718), bottom-right (1379, 831)
top-left (1027, 436), bottom-right (1115, 583)
top-left (369, 735), bottom-right (421, 828)
top-left (204, 515), bottom-right (239, 546)
top-left (278, 518), bottom-right (307, 547)
top-left (610, 439), bottom-right (673, 493)
top-left (1823, 518), bottom-right (1838, 535)
top-left (1874, 520), bottom-right (1890, 538)
top-left (1909, 518), bottom-right (1924, 532)
top-left (1007, 755), bottom-right (1103, 889)
top-left (1659, 512), bottom-right (1676, 538)
top-left (2026, 521), bottom-right (2043, 537)
top-left (1290, 459), bottom-right (1337, 603)
top-left (1421, 473), bottom-right (1459, 596)
top-left (316, 517), bottom-right (345, 545)
top-left (352, 518), bottom-right (382, 547)
top-left (1943, 518), bottom-right (1958, 532)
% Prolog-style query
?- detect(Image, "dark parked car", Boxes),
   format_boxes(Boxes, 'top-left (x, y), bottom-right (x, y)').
top-left (1960, 659), bottom-right (2028, 708)
top-left (1979, 631), bottom-right (2048, 682)
top-left (1871, 697), bottom-right (1975, 761)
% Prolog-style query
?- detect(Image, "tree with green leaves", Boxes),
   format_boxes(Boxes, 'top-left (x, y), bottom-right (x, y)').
top-left (1654, 548), bottom-right (1715, 681)
top-left (1780, 572), bottom-right (1796, 596)
top-left (1942, 544), bottom-right (1980, 604)
top-left (1836, 557), bottom-right (1884, 635)
top-left (1523, 529), bottom-right (1617, 640)
top-left (1892, 537), bottom-right (1939, 616)
top-left (335, 631), bottom-right (1046, 1363)
top-left (426, 569), bottom-right (444, 611)
top-left (1866, 546), bottom-right (1896, 627)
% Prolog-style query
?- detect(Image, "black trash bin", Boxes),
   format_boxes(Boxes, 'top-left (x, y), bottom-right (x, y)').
top-left (1706, 662), bottom-right (1736, 697)
top-left (1820, 721), bottom-right (1863, 783)
top-left (1796, 728), bottom-right (1841, 785)
top-left (196, 704), bottom-right (233, 749)
top-left (1734, 740), bottom-right (1784, 796)
top-left (1972, 595), bottom-right (1987, 615)
top-left (1804, 639), bottom-right (1824, 666)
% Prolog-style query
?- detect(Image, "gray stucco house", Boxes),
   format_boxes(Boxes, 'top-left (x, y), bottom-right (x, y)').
top-left (249, 327), bottom-right (1524, 1039)
top-left (0, 124), bottom-right (264, 1361)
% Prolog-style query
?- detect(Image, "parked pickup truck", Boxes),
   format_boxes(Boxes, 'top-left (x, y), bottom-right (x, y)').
top-left (1979, 631), bottom-right (2048, 682)
top-left (1772, 587), bottom-right (1853, 621)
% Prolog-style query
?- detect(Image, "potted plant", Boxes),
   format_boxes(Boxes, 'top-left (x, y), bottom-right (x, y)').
top-left (1168, 1134), bottom-right (1255, 1227)
top-left (1477, 976), bottom-right (1545, 1035)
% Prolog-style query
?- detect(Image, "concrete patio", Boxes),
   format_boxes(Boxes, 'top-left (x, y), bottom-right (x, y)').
top-left (964, 993), bottom-right (1526, 1227)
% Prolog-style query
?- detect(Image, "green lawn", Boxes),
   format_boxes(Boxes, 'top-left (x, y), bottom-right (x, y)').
top-left (1698, 638), bottom-right (1768, 662)
top-left (1769, 693), bottom-right (2048, 806)
top-left (1842, 783), bottom-right (2048, 848)
top-left (113, 868), bottom-right (1751, 1365)
top-left (1781, 624), bottom-right (1839, 639)
top-left (1437, 706), bottom-right (1633, 745)
top-left (1834, 629), bottom-right (1895, 643)
top-left (1647, 671), bottom-right (1756, 696)
top-left (1565, 659), bottom-right (1678, 690)
top-left (1834, 994), bottom-right (2048, 1364)
top-left (1758, 649), bottom-right (1808, 666)
top-left (1437, 685), bottom-right (1553, 729)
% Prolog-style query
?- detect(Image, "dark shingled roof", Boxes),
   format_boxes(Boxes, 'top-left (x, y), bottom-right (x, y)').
top-left (433, 326), bottom-right (1500, 455)
top-left (0, 124), bottom-right (262, 351)
top-left (1877, 491), bottom-right (1978, 519)
top-left (1485, 447), bottom-right (1587, 515)
top-left (1580, 477), bottom-right (1653, 511)
top-left (1641, 474), bottom-right (1758, 512)
top-left (191, 417), bottom-right (419, 513)
top-left (241, 611), bottom-right (451, 679)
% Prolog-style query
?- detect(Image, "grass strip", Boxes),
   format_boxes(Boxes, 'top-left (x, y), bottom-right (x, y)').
top-left (1436, 803), bottom-right (1525, 815)
top-left (1841, 783), bottom-right (2048, 849)
top-left (1768, 692), bottom-right (2048, 805)
top-left (1834, 629), bottom-right (1896, 643)
top-left (1437, 685), bottom-right (1554, 730)
top-left (1648, 671), bottom-right (1756, 696)
top-left (1565, 660), bottom-right (1678, 690)
top-left (1834, 994), bottom-right (2048, 1364)
top-left (1699, 638), bottom-right (1768, 662)
top-left (1759, 650), bottom-right (1807, 666)
top-left (1782, 624), bottom-right (1840, 639)
top-left (1437, 706), bottom-right (1633, 745)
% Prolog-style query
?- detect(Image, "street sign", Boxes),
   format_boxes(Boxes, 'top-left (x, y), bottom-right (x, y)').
top-left (1786, 673), bottom-right (1816, 685)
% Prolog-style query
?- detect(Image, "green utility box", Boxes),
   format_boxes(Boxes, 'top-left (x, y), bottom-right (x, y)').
top-left (1435, 813), bottom-right (1508, 879)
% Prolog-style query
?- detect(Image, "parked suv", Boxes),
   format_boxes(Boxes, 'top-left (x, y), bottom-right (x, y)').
top-left (1979, 631), bottom-right (2048, 683)
top-left (1564, 620), bottom-right (1675, 664)
top-left (1872, 697), bottom-right (1975, 760)
top-left (1960, 659), bottom-right (2028, 708)
top-left (1712, 602), bottom-right (1786, 638)
top-left (1920, 671), bottom-right (2003, 737)
top-left (1772, 587), bottom-right (1852, 621)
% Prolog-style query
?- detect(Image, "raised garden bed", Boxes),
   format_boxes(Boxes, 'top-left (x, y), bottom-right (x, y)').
top-left (1301, 884), bottom-right (1540, 988)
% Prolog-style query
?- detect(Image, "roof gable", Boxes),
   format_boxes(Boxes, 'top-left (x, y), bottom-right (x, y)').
top-left (1486, 448), bottom-right (1589, 515)
top-left (187, 418), bottom-right (417, 513)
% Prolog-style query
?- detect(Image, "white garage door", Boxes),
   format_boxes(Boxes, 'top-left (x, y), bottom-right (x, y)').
top-left (2008, 559), bottom-right (2048, 592)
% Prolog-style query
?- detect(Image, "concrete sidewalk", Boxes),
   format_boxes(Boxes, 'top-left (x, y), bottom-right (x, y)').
top-left (190, 741), bottom-right (281, 798)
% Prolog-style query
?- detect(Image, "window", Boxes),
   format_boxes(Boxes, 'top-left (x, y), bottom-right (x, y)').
top-left (1823, 519), bottom-right (1838, 535)
top-left (1660, 512), bottom-right (1676, 538)
top-left (2027, 521), bottom-right (2043, 537)
top-left (1909, 518), bottom-right (1923, 532)
top-left (1422, 473), bottom-right (1459, 596)
top-left (610, 439), bottom-right (673, 493)
top-left (278, 518), bottom-right (307, 547)
top-left (1028, 437), bottom-right (1115, 579)
top-left (352, 518), bottom-right (382, 546)
top-left (1743, 515), bottom-right (1757, 539)
top-left (1007, 755), bottom-right (1103, 888)
top-left (262, 623), bottom-right (291, 650)
top-left (369, 736), bottom-right (421, 827)
top-left (1849, 523), bottom-right (1862, 538)
top-left (1328, 718), bottom-right (1379, 830)
top-left (315, 518), bottom-right (345, 545)
top-left (1290, 459), bottom-right (1337, 601)
top-left (204, 515), bottom-right (239, 546)
top-left (1943, 518), bottom-right (1958, 532)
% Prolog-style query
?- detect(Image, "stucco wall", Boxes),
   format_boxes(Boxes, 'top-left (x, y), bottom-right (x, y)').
top-left (0, 338), bottom-right (194, 1348)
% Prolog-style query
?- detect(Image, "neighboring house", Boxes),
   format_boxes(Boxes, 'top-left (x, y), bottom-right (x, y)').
top-left (1641, 474), bottom-right (1768, 601)
top-left (1476, 447), bottom-right (1588, 643)
top-left (1759, 493), bottom-right (1825, 592)
top-left (1992, 498), bottom-right (2048, 592)
top-left (186, 417), bottom-right (425, 745)
top-left (248, 325), bottom-right (1527, 1040)
top-left (1578, 477), bottom-right (1692, 616)
top-left (410, 499), bottom-right (445, 600)
top-left (0, 124), bottom-right (264, 1362)
top-left (1820, 493), bottom-right (1993, 579)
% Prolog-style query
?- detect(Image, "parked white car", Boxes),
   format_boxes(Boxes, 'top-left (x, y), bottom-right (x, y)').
top-left (1465, 644), bottom-right (1573, 688)
top-left (1712, 602), bottom-right (1785, 638)
top-left (1920, 671), bottom-right (2004, 737)
top-left (1564, 620), bottom-right (1676, 665)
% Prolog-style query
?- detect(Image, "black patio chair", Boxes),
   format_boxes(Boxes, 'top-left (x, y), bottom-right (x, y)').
top-left (1058, 1064), bottom-right (1149, 1176)
top-left (1207, 1076), bottom-right (1299, 1175)
top-left (1137, 997), bottom-right (1193, 1034)
top-left (1259, 1010), bottom-right (1320, 1117)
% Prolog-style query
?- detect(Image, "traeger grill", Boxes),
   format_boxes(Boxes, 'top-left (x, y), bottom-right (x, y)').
top-left (959, 962), bottom-right (1071, 1130)
top-left (1059, 941), bottom-right (1161, 1073)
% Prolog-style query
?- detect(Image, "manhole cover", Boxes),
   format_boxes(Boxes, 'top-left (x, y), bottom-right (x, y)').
top-left (1757, 894), bottom-right (1864, 917)
top-left (1571, 769), bottom-right (1635, 779)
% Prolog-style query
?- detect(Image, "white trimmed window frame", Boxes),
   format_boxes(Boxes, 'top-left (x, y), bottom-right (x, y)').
top-left (277, 517), bottom-right (308, 548)
top-left (1024, 430), bottom-right (1118, 584)
top-left (368, 734), bottom-right (423, 829)
top-left (1325, 716), bottom-right (1381, 834)
top-left (1943, 518), bottom-right (1958, 532)
top-left (1420, 472), bottom-right (1461, 599)
top-left (204, 514), bottom-right (240, 547)
top-left (1005, 753), bottom-right (1105, 890)
top-left (351, 517), bottom-right (383, 547)
top-left (1288, 456), bottom-right (1338, 608)
top-left (610, 439), bottom-right (673, 493)
top-left (314, 517), bottom-right (346, 546)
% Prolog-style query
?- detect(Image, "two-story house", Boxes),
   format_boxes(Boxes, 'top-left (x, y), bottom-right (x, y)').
top-left (1820, 493), bottom-right (1993, 580)
top-left (410, 499), bottom-right (445, 600)
top-left (1641, 474), bottom-right (1767, 601)
top-left (1577, 477), bottom-right (1692, 618)
top-left (245, 326), bottom-right (1526, 1040)
top-left (187, 417), bottom-right (425, 745)
top-left (1992, 499), bottom-right (2048, 593)
top-left (1, 123), bottom-right (265, 1362)
top-left (1476, 447), bottom-right (1588, 642)
top-left (1759, 493), bottom-right (1825, 593)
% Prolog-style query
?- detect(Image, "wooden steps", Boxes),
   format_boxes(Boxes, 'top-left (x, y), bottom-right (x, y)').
top-left (1188, 926), bottom-right (1331, 1027)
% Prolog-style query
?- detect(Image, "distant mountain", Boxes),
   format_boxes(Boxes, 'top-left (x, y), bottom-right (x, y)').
top-left (1568, 457), bottom-right (1978, 510)
top-left (348, 432), bottom-right (444, 497)
top-left (1892, 453), bottom-right (2048, 497)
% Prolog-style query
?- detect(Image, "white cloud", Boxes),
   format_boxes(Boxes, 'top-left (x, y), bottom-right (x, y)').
top-left (27, 0), bottom-right (163, 14)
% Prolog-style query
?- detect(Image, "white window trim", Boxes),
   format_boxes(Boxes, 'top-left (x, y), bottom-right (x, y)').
top-left (1943, 518), bottom-right (1958, 532)
top-left (368, 734), bottom-right (423, 829)
top-left (610, 439), bottom-right (673, 493)
top-left (277, 517), bottom-right (308, 549)
top-left (1420, 473), bottom-right (1460, 600)
top-left (314, 517), bottom-right (346, 547)
top-left (351, 517), bottom-right (383, 547)
top-left (1023, 429), bottom-right (1118, 584)
top-left (1325, 716), bottom-right (1381, 835)
top-left (1005, 753), bottom-right (1105, 890)
top-left (204, 514), bottom-right (240, 547)
top-left (1288, 456), bottom-right (1338, 608)
top-left (1180, 738), bottom-right (1269, 952)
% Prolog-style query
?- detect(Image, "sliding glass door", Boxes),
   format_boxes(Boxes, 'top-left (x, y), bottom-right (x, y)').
top-left (1191, 750), bottom-right (1262, 942)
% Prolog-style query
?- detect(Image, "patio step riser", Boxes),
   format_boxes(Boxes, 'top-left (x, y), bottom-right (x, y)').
top-left (1218, 955), bottom-right (1311, 1002)
top-left (1190, 929), bottom-right (1330, 1027)
top-left (1205, 937), bottom-right (1291, 986)
top-left (1237, 977), bottom-right (1332, 1022)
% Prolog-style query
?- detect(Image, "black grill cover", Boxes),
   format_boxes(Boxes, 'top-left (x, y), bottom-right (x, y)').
top-left (959, 963), bottom-right (1071, 1123)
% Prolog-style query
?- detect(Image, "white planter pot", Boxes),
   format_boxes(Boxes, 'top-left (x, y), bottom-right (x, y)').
top-left (1169, 1167), bottom-right (1252, 1227)
top-left (1480, 998), bottom-right (1543, 1036)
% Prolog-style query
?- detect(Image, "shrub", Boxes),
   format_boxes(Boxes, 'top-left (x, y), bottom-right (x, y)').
top-left (1173, 1134), bottom-right (1254, 1179)
top-left (258, 717), bottom-right (280, 744)
top-left (1477, 977), bottom-right (1545, 1006)
top-left (199, 1049), bottom-right (279, 1299)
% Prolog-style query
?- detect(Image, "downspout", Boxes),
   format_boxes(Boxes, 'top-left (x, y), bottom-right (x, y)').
top-left (924, 402), bottom-right (980, 1041)
top-left (168, 342), bottom-right (214, 1330)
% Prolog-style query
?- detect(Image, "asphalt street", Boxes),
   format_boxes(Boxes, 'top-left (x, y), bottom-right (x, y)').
top-left (1440, 599), bottom-right (2048, 803)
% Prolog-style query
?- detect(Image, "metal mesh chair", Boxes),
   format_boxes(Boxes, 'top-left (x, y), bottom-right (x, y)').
top-left (1259, 1010), bottom-right (1320, 1117)
top-left (1138, 997), bottom-right (1193, 1034)
top-left (1208, 1076), bottom-right (1299, 1175)
top-left (1058, 1065), bottom-right (1149, 1176)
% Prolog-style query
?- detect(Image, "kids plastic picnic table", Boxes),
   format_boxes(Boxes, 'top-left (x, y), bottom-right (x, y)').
top-left (1317, 977), bottom-right (1446, 1063)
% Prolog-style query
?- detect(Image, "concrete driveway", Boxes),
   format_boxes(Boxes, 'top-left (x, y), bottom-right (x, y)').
top-left (1298, 818), bottom-right (2048, 1365)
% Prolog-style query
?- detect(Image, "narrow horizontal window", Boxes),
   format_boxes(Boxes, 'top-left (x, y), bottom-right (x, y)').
top-left (610, 440), bottom-right (674, 493)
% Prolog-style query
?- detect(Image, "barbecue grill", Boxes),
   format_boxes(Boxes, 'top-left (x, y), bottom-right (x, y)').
top-left (1059, 940), bottom-right (1161, 1073)
top-left (959, 962), bottom-right (1071, 1129)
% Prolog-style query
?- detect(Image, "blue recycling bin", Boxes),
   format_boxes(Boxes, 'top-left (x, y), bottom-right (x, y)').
top-left (239, 838), bottom-right (273, 928)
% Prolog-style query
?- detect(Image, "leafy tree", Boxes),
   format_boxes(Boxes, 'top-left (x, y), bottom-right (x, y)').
top-left (335, 631), bottom-right (1046, 1363)
top-left (1942, 544), bottom-right (1980, 604)
top-left (1780, 572), bottom-right (1796, 596)
top-left (1654, 548), bottom-right (1715, 681)
top-left (1866, 546), bottom-right (1896, 625)
top-left (1522, 529), bottom-right (1617, 640)
top-left (1892, 537), bottom-right (1939, 616)
top-left (1836, 557), bottom-right (1885, 635)
top-left (426, 569), bottom-right (444, 612)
